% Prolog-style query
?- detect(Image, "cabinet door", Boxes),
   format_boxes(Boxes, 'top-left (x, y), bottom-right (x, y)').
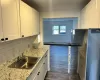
top-left (44, 56), bottom-right (48, 77)
top-left (33, 75), bottom-right (38, 80)
top-left (97, 0), bottom-right (100, 28)
top-left (38, 63), bottom-right (45, 80)
top-left (1, 0), bottom-right (20, 41)
top-left (0, 1), bottom-right (3, 42)
top-left (32, 9), bottom-right (39, 35)
top-left (80, 0), bottom-right (99, 29)
top-left (20, 1), bottom-right (34, 37)
top-left (40, 56), bottom-right (48, 79)
top-left (0, 24), bottom-right (3, 42)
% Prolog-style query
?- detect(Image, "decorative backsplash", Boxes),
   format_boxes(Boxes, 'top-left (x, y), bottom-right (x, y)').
top-left (0, 36), bottom-right (38, 64)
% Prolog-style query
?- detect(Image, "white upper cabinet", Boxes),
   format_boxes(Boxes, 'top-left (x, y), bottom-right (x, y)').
top-left (32, 8), bottom-right (39, 35)
top-left (20, 1), bottom-right (39, 37)
top-left (0, 0), bottom-right (39, 42)
top-left (0, 1), bottom-right (3, 42)
top-left (20, 1), bottom-right (34, 37)
top-left (97, 0), bottom-right (100, 28)
top-left (80, 0), bottom-right (99, 29)
top-left (1, 0), bottom-right (20, 41)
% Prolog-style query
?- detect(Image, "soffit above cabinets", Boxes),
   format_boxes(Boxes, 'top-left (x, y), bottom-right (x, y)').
top-left (22, 0), bottom-right (90, 12)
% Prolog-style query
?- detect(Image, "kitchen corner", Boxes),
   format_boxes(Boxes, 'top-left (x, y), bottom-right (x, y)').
top-left (0, 45), bottom-right (49, 80)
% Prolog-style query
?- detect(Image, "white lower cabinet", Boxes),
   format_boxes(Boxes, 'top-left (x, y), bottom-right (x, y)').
top-left (33, 75), bottom-right (38, 80)
top-left (43, 55), bottom-right (48, 77)
top-left (32, 64), bottom-right (44, 80)
top-left (34, 55), bottom-right (48, 80)
top-left (37, 63), bottom-right (45, 80)
top-left (27, 52), bottom-right (49, 80)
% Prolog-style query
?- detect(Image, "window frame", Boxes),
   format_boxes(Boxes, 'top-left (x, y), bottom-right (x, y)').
top-left (59, 26), bottom-right (66, 34)
top-left (52, 25), bottom-right (66, 35)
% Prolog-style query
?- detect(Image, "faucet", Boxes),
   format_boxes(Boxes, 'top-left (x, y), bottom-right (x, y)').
top-left (17, 56), bottom-right (20, 61)
top-left (22, 53), bottom-right (24, 57)
top-left (17, 53), bottom-right (24, 61)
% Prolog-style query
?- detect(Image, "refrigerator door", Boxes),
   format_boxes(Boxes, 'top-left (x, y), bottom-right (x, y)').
top-left (86, 29), bottom-right (100, 80)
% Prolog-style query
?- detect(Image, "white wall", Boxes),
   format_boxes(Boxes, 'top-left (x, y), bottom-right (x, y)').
top-left (39, 11), bottom-right (81, 45)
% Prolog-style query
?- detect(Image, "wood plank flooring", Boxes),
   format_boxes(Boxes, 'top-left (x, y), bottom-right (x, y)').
top-left (47, 46), bottom-right (80, 80)
top-left (45, 71), bottom-right (80, 80)
top-left (50, 46), bottom-right (68, 73)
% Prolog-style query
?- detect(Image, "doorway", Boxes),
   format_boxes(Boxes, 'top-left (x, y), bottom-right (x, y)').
top-left (43, 18), bottom-right (80, 80)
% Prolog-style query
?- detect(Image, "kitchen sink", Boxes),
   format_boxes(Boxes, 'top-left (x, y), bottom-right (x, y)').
top-left (9, 56), bottom-right (40, 69)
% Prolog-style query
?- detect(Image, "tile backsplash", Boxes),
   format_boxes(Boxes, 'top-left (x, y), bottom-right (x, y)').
top-left (0, 36), bottom-right (37, 64)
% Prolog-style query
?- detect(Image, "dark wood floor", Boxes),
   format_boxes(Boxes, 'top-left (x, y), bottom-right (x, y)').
top-left (47, 46), bottom-right (79, 80)
top-left (45, 71), bottom-right (80, 80)
top-left (50, 46), bottom-right (68, 73)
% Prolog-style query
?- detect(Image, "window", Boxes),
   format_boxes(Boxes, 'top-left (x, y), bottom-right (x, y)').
top-left (52, 26), bottom-right (59, 35)
top-left (60, 26), bottom-right (66, 34)
top-left (52, 26), bottom-right (66, 35)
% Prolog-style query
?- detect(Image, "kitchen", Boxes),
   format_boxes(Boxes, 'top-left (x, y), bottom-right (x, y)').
top-left (0, 0), bottom-right (100, 80)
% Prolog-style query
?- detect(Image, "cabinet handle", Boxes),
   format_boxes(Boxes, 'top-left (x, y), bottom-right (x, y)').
top-left (5, 38), bottom-right (8, 40)
top-left (22, 35), bottom-right (24, 37)
top-left (37, 72), bottom-right (40, 75)
top-left (1, 38), bottom-right (4, 41)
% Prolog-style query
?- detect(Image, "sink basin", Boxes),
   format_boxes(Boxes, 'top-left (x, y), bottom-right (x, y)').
top-left (9, 56), bottom-right (40, 69)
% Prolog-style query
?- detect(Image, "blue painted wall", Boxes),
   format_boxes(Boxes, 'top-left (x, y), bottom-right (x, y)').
top-left (43, 18), bottom-right (78, 43)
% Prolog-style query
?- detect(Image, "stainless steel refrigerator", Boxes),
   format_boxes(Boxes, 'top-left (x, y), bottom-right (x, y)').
top-left (86, 29), bottom-right (100, 80)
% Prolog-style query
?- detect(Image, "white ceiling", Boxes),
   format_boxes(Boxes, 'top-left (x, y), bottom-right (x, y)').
top-left (23, 0), bottom-right (90, 12)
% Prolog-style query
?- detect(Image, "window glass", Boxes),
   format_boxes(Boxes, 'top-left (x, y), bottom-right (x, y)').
top-left (52, 26), bottom-right (66, 35)
top-left (53, 30), bottom-right (59, 34)
top-left (53, 26), bottom-right (59, 30)
top-left (60, 26), bottom-right (66, 34)
top-left (53, 26), bottom-right (59, 34)
top-left (60, 26), bottom-right (66, 30)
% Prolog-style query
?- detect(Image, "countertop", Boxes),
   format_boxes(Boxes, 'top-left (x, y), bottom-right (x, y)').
top-left (0, 46), bottom-right (48, 80)
top-left (44, 42), bottom-right (81, 46)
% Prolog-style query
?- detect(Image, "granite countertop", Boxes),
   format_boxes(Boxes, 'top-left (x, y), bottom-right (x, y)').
top-left (0, 46), bottom-right (48, 80)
